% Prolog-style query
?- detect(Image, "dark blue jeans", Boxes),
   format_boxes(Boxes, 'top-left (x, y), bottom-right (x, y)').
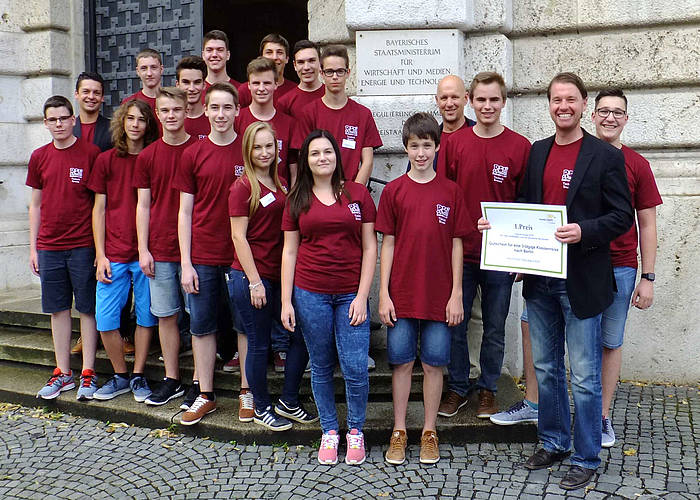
top-left (293, 286), bottom-right (369, 433)
top-left (447, 263), bottom-right (514, 395)
top-left (527, 276), bottom-right (602, 469)
top-left (229, 269), bottom-right (308, 410)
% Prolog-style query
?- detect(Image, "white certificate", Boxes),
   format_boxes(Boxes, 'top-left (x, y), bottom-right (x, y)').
top-left (480, 202), bottom-right (568, 279)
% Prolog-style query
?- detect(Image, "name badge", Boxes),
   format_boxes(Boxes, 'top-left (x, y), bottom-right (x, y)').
top-left (342, 138), bottom-right (356, 150)
top-left (260, 192), bottom-right (276, 207)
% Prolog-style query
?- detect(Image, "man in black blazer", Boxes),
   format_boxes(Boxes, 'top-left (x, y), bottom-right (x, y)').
top-left (518, 73), bottom-right (633, 490)
top-left (73, 72), bottom-right (112, 152)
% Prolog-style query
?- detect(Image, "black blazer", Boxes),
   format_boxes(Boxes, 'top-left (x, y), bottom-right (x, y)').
top-left (74, 114), bottom-right (112, 152)
top-left (518, 129), bottom-right (633, 319)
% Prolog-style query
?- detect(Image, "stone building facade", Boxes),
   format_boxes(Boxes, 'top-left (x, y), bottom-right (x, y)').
top-left (0, 0), bottom-right (698, 382)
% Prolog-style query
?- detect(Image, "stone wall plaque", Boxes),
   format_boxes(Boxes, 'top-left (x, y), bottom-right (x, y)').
top-left (356, 29), bottom-right (462, 96)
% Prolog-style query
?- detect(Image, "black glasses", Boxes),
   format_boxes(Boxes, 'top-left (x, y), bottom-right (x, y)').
top-left (595, 108), bottom-right (626, 119)
top-left (45, 116), bottom-right (72, 124)
top-left (322, 68), bottom-right (348, 77)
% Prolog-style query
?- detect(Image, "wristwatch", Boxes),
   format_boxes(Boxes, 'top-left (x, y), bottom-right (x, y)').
top-left (641, 273), bottom-right (655, 282)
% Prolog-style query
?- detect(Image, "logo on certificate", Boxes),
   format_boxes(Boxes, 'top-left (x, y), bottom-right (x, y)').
top-left (436, 204), bottom-right (450, 224)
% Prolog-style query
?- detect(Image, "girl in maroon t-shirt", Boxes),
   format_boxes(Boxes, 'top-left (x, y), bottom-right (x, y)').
top-left (281, 130), bottom-right (377, 466)
top-left (228, 122), bottom-right (316, 431)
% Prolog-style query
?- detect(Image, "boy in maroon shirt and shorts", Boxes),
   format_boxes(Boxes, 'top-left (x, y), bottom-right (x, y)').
top-left (378, 113), bottom-right (468, 465)
top-left (292, 45), bottom-right (383, 186)
top-left (175, 82), bottom-right (245, 425)
top-left (28, 96), bottom-right (101, 400)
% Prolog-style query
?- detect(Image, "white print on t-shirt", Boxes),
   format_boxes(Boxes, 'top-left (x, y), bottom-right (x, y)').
top-left (436, 204), bottom-right (451, 225)
top-left (492, 163), bottom-right (509, 183)
top-left (561, 169), bottom-right (573, 190)
top-left (343, 124), bottom-right (358, 149)
top-left (69, 167), bottom-right (83, 184)
top-left (348, 202), bottom-right (362, 221)
top-left (260, 192), bottom-right (275, 207)
top-left (235, 164), bottom-right (245, 177)
top-left (277, 139), bottom-right (284, 164)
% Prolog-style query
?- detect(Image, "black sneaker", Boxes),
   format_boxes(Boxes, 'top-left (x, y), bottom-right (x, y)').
top-left (180, 381), bottom-right (200, 411)
top-left (275, 399), bottom-right (319, 424)
top-left (145, 378), bottom-right (185, 406)
top-left (254, 406), bottom-right (293, 431)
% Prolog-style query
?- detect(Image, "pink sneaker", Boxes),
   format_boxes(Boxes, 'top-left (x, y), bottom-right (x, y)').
top-left (317, 430), bottom-right (339, 465)
top-left (345, 428), bottom-right (366, 465)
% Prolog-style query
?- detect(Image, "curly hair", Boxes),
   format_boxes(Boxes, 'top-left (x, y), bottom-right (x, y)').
top-left (110, 100), bottom-right (159, 157)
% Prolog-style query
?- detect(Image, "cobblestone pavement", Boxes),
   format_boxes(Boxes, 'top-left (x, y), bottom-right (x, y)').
top-left (0, 382), bottom-right (697, 499)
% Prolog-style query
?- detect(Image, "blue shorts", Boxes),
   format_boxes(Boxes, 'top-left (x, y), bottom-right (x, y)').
top-left (187, 264), bottom-right (230, 336)
top-left (150, 261), bottom-right (184, 318)
top-left (96, 261), bottom-right (157, 332)
top-left (387, 318), bottom-right (451, 367)
top-left (38, 247), bottom-right (96, 314)
top-left (601, 266), bottom-right (636, 349)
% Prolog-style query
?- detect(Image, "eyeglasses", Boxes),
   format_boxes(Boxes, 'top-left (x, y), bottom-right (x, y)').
top-left (45, 116), bottom-right (73, 124)
top-left (595, 108), bottom-right (626, 119)
top-left (322, 68), bottom-right (348, 77)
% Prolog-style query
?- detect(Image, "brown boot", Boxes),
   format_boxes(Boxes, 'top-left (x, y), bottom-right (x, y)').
top-left (123, 339), bottom-right (135, 355)
top-left (477, 389), bottom-right (498, 418)
top-left (70, 337), bottom-right (83, 355)
top-left (437, 390), bottom-right (468, 417)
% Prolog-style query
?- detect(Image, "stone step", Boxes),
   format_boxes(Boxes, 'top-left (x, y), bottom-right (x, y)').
top-left (0, 359), bottom-right (536, 446)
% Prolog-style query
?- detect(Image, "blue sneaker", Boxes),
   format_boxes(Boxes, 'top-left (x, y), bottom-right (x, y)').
top-left (37, 368), bottom-right (75, 399)
top-left (76, 369), bottom-right (98, 401)
top-left (489, 400), bottom-right (538, 425)
top-left (601, 416), bottom-right (616, 448)
top-left (93, 374), bottom-right (130, 401)
top-left (130, 376), bottom-right (152, 403)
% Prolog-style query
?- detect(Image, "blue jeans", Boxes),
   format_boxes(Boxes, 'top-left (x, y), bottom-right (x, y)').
top-left (601, 266), bottom-right (636, 349)
top-left (527, 276), bottom-right (602, 470)
top-left (293, 286), bottom-right (369, 433)
top-left (448, 264), bottom-right (514, 395)
top-left (387, 318), bottom-right (451, 367)
top-left (229, 269), bottom-right (308, 409)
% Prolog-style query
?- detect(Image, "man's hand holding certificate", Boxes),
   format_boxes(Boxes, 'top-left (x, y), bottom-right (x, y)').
top-left (479, 202), bottom-right (568, 279)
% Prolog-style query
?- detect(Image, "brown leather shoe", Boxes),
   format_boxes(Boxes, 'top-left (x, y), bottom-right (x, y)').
top-left (123, 339), bottom-right (135, 355)
top-left (419, 430), bottom-right (440, 464)
top-left (385, 429), bottom-right (407, 465)
top-left (437, 390), bottom-right (468, 417)
top-left (71, 337), bottom-right (83, 355)
top-left (477, 389), bottom-right (497, 418)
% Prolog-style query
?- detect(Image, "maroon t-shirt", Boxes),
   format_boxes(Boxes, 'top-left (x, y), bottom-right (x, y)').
top-left (201, 78), bottom-right (242, 105)
top-left (440, 127), bottom-right (531, 263)
top-left (376, 174), bottom-right (469, 321)
top-left (87, 149), bottom-right (139, 263)
top-left (292, 99), bottom-right (383, 182)
top-left (234, 107), bottom-right (295, 182)
top-left (281, 181), bottom-right (376, 294)
top-left (80, 121), bottom-right (96, 145)
top-left (173, 136), bottom-right (244, 266)
top-left (434, 121), bottom-right (472, 173)
top-left (132, 136), bottom-right (198, 262)
top-left (185, 113), bottom-right (211, 141)
top-left (277, 85), bottom-right (325, 119)
top-left (26, 139), bottom-right (100, 250)
top-left (237, 78), bottom-right (297, 109)
top-left (228, 176), bottom-right (286, 280)
top-left (610, 145), bottom-right (663, 268)
top-left (542, 138), bottom-right (583, 206)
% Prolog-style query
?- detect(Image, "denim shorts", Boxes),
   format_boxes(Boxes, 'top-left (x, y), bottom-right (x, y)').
top-left (387, 318), bottom-right (451, 367)
top-left (96, 261), bottom-right (157, 332)
top-left (187, 264), bottom-right (229, 336)
top-left (601, 266), bottom-right (637, 349)
top-left (150, 261), bottom-right (184, 318)
top-left (38, 247), bottom-right (96, 314)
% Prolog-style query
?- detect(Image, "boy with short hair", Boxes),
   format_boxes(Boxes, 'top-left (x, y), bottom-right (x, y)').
top-left (235, 57), bottom-right (296, 184)
top-left (73, 71), bottom-right (112, 152)
top-left (437, 71), bottom-right (531, 420)
top-left (175, 82), bottom-right (245, 425)
top-left (277, 40), bottom-right (324, 119)
top-left (134, 87), bottom-right (199, 407)
top-left (176, 55), bottom-right (210, 140)
top-left (377, 112), bottom-right (468, 465)
top-left (122, 48), bottom-right (163, 116)
top-left (292, 44), bottom-right (382, 186)
top-left (201, 30), bottom-right (241, 99)
top-left (237, 33), bottom-right (297, 108)
top-left (28, 95), bottom-right (101, 400)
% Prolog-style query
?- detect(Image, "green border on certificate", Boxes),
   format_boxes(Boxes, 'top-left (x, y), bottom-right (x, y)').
top-left (480, 202), bottom-right (568, 279)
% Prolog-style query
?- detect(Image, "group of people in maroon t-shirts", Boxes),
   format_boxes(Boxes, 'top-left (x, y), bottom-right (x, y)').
top-left (28, 28), bottom-right (660, 488)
